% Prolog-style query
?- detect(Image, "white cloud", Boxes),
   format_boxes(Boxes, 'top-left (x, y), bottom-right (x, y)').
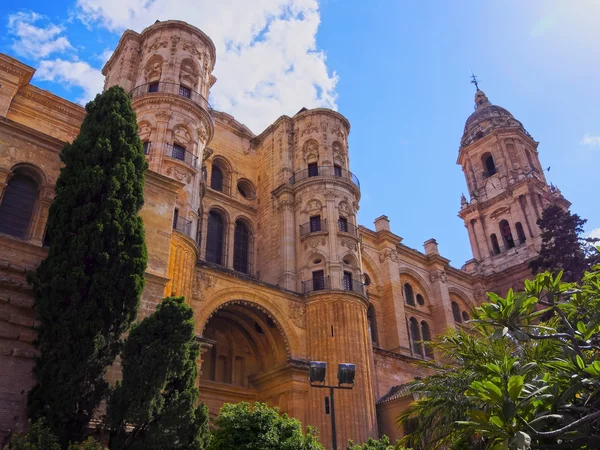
top-left (588, 228), bottom-right (600, 240)
top-left (75, 0), bottom-right (338, 132)
top-left (8, 11), bottom-right (74, 59)
top-left (581, 134), bottom-right (600, 147)
top-left (35, 59), bottom-right (104, 104)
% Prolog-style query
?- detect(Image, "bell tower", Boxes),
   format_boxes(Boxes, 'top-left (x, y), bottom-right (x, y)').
top-left (102, 20), bottom-right (216, 311)
top-left (457, 88), bottom-right (570, 286)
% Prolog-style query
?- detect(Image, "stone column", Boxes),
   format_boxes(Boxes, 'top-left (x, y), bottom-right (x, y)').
top-left (277, 188), bottom-right (297, 290)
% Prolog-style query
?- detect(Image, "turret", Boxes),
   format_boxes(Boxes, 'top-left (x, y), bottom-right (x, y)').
top-left (102, 20), bottom-right (217, 307)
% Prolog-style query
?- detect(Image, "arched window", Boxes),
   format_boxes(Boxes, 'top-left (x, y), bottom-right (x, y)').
top-left (0, 173), bottom-right (38, 238)
top-left (451, 301), bottom-right (462, 323)
top-left (409, 317), bottom-right (422, 356)
top-left (233, 220), bottom-right (251, 274)
top-left (490, 233), bottom-right (501, 255)
top-left (421, 321), bottom-right (433, 358)
top-left (482, 153), bottom-right (497, 177)
top-left (367, 304), bottom-right (378, 345)
top-left (404, 283), bottom-right (415, 306)
top-left (206, 210), bottom-right (225, 265)
top-left (210, 164), bottom-right (224, 192)
top-left (462, 311), bottom-right (470, 322)
top-left (515, 222), bottom-right (526, 244)
top-left (500, 220), bottom-right (515, 249)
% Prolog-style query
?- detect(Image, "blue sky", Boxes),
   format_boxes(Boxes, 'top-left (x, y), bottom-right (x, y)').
top-left (1, 0), bottom-right (598, 268)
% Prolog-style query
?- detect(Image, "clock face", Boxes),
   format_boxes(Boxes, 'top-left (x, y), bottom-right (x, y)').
top-left (485, 176), bottom-right (500, 193)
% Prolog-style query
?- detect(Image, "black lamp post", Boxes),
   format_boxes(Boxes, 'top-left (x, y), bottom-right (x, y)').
top-left (309, 361), bottom-right (356, 450)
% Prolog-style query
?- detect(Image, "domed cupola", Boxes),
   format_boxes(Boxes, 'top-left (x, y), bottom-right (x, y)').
top-left (460, 90), bottom-right (528, 148)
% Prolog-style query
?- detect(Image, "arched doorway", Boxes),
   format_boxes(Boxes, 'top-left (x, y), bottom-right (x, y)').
top-left (199, 301), bottom-right (301, 420)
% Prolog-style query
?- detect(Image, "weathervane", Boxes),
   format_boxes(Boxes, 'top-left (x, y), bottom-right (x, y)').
top-left (470, 72), bottom-right (480, 91)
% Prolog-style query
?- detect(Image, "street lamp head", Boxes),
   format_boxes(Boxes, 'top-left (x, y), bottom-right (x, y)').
top-left (309, 361), bottom-right (327, 384)
top-left (337, 363), bottom-right (356, 386)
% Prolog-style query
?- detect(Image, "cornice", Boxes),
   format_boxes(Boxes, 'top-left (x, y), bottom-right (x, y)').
top-left (0, 53), bottom-right (35, 85)
top-left (293, 107), bottom-right (351, 133)
top-left (132, 94), bottom-right (214, 142)
top-left (213, 110), bottom-right (255, 139)
top-left (291, 175), bottom-right (361, 198)
top-left (145, 169), bottom-right (185, 194)
top-left (0, 117), bottom-right (68, 150)
top-left (16, 85), bottom-right (86, 121)
top-left (204, 188), bottom-right (257, 214)
top-left (139, 20), bottom-right (217, 70)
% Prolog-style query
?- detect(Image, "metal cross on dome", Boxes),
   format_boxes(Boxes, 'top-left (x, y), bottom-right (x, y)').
top-left (470, 72), bottom-right (481, 91)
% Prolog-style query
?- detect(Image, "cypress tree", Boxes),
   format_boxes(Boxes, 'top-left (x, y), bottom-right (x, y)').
top-left (28, 86), bottom-right (148, 445)
top-left (529, 204), bottom-right (599, 282)
top-left (107, 297), bottom-right (211, 450)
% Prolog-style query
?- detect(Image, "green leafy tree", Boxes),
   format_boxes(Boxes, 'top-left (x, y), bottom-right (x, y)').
top-left (209, 402), bottom-right (324, 450)
top-left (347, 435), bottom-right (406, 449)
top-left (529, 204), bottom-right (599, 282)
top-left (28, 86), bottom-right (148, 445)
top-left (398, 264), bottom-right (600, 449)
top-left (107, 297), bottom-right (210, 450)
top-left (3, 421), bottom-right (105, 450)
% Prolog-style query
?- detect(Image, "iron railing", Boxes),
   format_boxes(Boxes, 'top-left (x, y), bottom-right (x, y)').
top-left (302, 276), bottom-right (330, 294)
top-left (299, 219), bottom-right (327, 236)
top-left (173, 216), bottom-right (193, 238)
top-left (302, 275), bottom-right (366, 297)
top-left (344, 278), bottom-right (365, 296)
top-left (164, 143), bottom-right (198, 169)
top-left (201, 252), bottom-right (255, 277)
top-left (129, 82), bottom-right (213, 117)
top-left (338, 221), bottom-right (359, 236)
top-left (289, 166), bottom-right (360, 189)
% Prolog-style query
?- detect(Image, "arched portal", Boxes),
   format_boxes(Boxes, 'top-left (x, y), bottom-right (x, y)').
top-left (199, 301), bottom-right (301, 421)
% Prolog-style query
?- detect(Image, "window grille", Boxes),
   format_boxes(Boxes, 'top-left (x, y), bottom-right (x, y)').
top-left (233, 221), bottom-right (251, 274)
top-left (206, 211), bottom-right (225, 265)
top-left (179, 85), bottom-right (191, 98)
top-left (307, 163), bottom-right (319, 177)
top-left (0, 174), bottom-right (37, 238)
top-left (309, 215), bottom-right (322, 232)
top-left (312, 270), bottom-right (325, 291)
top-left (338, 216), bottom-right (348, 232)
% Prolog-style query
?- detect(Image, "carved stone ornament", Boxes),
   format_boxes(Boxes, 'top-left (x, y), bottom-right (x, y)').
top-left (330, 125), bottom-right (345, 141)
top-left (144, 55), bottom-right (163, 81)
top-left (174, 125), bottom-right (191, 145)
top-left (340, 238), bottom-right (357, 251)
top-left (198, 119), bottom-right (209, 142)
top-left (338, 201), bottom-right (351, 216)
top-left (170, 35), bottom-right (180, 55)
top-left (301, 123), bottom-right (319, 137)
top-left (138, 122), bottom-right (152, 140)
top-left (166, 165), bottom-right (193, 184)
top-left (302, 139), bottom-right (319, 161)
top-left (155, 110), bottom-right (171, 122)
top-left (304, 237), bottom-right (327, 250)
top-left (180, 59), bottom-right (199, 87)
top-left (429, 270), bottom-right (448, 283)
top-left (289, 301), bottom-right (306, 328)
top-left (324, 190), bottom-right (337, 200)
top-left (182, 41), bottom-right (204, 63)
top-left (378, 248), bottom-right (398, 263)
top-left (304, 199), bottom-right (322, 214)
top-left (146, 37), bottom-right (168, 53)
top-left (192, 271), bottom-right (214, 302)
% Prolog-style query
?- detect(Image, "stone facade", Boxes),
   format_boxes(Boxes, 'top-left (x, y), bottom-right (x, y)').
top-left (0, 19), bottom-right (571, 448)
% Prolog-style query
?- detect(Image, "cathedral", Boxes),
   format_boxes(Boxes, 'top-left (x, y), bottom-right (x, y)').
top-left (0, 20), bottom-right (570, 447)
